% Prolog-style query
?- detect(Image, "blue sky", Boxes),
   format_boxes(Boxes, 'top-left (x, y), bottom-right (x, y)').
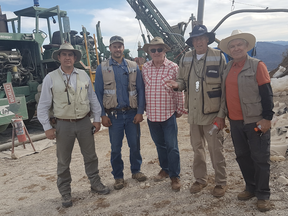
top-left (1, 0), bottom-right (288, 57)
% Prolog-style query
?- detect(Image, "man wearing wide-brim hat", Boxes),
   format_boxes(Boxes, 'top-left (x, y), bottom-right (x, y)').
top-left (37, 42), bottom-right (110, 208)
top-left (142, 37), bottom-right (186, 192)
top-left (166, 25), bottom-right (228, 197)
top-left (219, 30), bottom-right (274, 212)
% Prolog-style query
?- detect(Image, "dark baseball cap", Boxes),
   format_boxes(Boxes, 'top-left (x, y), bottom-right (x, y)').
top-left (109, 35), bottom-right (124, 45)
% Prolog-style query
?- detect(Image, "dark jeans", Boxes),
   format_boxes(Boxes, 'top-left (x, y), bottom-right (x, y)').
top-left (147, 114), bottom-right (180, 178)
top-left (229, 119), bottom-right (270, 200)
top-left (108, 109), bottom-right (142, 179)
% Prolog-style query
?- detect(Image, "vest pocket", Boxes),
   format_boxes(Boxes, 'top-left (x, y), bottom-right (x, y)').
top-left (104, 81), bottom-right (114, 90)
top-left (103, 94), bottom-right (116, 109)
top-left (242, 97), bottom-right (262, 117)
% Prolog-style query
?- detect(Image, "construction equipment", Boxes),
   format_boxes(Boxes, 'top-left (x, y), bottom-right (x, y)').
top-left (0, 1), bottom-right (98, 132)
top-left (126, 0), bottom-right (190, 63)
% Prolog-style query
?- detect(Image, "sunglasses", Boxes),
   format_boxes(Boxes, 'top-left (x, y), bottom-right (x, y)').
top-left (150, 48), bottom-right (163, 53)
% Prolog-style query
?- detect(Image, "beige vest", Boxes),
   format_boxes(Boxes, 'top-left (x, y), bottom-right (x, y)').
top-left (101, 59), bottom-right (138, 109)
top-left (180, 48), bottom-right (222, 114)
top-left (49, 68), bottom-right (90, 119)
top-left (223, 55), bottom-right (262, 124)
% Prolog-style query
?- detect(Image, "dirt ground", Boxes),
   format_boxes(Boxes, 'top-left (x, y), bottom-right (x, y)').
top-left (1, 101), bottom-right (288, 215)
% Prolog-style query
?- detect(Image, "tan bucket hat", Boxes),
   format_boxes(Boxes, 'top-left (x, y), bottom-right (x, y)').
top-left (52, 42), bottom-right (82, 62)
top-left (219, 30), bottom-right (256, 55)
top-left (143, 37), bottom-right (171, 53)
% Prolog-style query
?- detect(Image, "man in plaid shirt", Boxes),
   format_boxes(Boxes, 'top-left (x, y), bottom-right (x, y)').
top-left (142, 37), bottom-right (186, 192)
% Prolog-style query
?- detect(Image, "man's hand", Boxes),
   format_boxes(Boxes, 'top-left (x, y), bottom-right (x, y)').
top-left (133, 114), bottom-right (143, 124)
top-left (257, 119), bottom-right (271, 134)
top-left (214, 117), bottom-right (225, 130)
top-left (92, 122), bottom-right (101, 133)
top-left (45, 128), bottom-right (56, 140)
top-left (101, 116), bottom-right (112, 127)
top-left (165, 80), bottom-right (179, 89)
top-left (176, 113), bottom-right (182, 118)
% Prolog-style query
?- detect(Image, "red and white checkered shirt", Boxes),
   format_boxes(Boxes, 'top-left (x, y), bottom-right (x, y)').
top-left (142, 58), bottom-right (186, 122)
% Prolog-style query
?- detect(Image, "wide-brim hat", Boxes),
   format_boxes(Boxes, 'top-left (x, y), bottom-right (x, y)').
top-left (143, 37), bottom-right (171, 53)
top-left (185, 24), bottom-right (215, 47)
top-left (52, 42), bottom-right (82, 62)
top-left (219, 30), bottom-right (256, 55)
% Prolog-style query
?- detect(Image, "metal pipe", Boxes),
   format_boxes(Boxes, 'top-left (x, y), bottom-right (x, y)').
top-left (197, 0), bottom-right (205, 25)
top-left (211, 8), bottom-right (288, 33)
top-left (0, 133), bottom-right (47, 151)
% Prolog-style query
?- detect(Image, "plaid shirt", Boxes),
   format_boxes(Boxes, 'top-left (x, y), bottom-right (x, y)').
top-left (142, 58), bottom-right (186, 122)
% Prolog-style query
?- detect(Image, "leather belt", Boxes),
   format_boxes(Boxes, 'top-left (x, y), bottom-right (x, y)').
top-left (56, 113), bottom-right (90, 122)
top-left (105, 107), bottom-right (135, 114)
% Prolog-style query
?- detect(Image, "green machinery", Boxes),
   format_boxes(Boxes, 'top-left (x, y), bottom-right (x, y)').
top-left (126, 0), bottom-right (191, 63)
top-left (0, 2), bottom-right (97, 132)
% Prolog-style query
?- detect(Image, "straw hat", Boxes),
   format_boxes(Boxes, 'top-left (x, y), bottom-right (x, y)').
top-left (143, 37), bottom-right (171, 53)
top-left (52, 42), bottom-right (82, 62)
top-left (219, 30), bottom-right (256, 54)
top-left (185, 25), bottom-right (215, 47)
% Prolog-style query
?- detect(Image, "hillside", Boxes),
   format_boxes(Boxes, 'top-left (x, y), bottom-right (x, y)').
top-left (255, 41), bottom-right (288, 71)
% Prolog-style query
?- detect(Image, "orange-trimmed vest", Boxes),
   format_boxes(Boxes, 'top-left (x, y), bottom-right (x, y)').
top-left (101, 59), bottom-right (138, 109)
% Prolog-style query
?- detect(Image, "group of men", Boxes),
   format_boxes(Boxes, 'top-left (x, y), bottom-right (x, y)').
top-left (37, 24), bottom-right (274, 212)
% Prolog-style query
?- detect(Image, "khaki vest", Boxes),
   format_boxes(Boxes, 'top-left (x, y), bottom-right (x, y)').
top-left (49, 68), bottom-right (90, 119)
top-left (223, 55), bottom-right (262, 124)
top-left (101, 59), bottom-right (138, 109)
top-left (180, 48), bottom-right (222, 114)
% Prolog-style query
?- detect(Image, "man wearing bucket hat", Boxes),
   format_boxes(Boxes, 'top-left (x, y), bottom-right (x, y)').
top-left (219, 30), bottom-right (274, 212)
top-left (141, 37), bottom-right (186, 191)
top-left (94, 36), bottom-right (147, 190)
top-left (166, 25), bottom-right (227, 197)
top-left (37, 42), bottom-right (110, 208)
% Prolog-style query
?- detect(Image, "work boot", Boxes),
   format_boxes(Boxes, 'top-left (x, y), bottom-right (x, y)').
top-left (114, 178), bottom-right (125, 190)
top-left (171, 177), bottom-right (181, 192)
top-left (257, 199), bottom-right (272, 212)
top-left (132, 172), bottom-right (147, 182)
top-left (61, 193), bottom-right (72, 208)
top-left (154, 170), bottom-right (169, 182)
top-left (91, 181), bottom-right (110, 195)
top-left (237, 190), bottom-right (255, 200)
top-left (190, 181), bottom-right (208, 194)
top-left (212, 185), bottom-right (228, 198)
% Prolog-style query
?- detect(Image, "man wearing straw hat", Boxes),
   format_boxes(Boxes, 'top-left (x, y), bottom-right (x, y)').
top-left (142, 37), bottom-right (186, 192)
top-left (94, 36), bottom-right (147, 191)
top-left (37, 42), bottom-right (110, 208)
top-left (219, 30), bottom-right (274, 212)
top-left (166, 25), bottom-right (227, 197)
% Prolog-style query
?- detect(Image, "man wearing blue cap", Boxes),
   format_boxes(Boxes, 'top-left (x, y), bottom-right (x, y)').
top-left (94, 35), bottom-right (147, 190)
top-left (166, 25), bottom-right (227, 197)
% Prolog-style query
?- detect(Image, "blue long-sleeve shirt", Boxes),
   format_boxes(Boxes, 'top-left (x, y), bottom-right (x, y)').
top-left (95, 58), bottom-right (145, 117)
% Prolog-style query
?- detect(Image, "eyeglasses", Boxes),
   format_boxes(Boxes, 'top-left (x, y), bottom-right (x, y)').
top-left (150, 48), bottom-right (163, 53)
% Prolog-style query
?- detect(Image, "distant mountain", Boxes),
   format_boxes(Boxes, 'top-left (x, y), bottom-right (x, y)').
top-left (255, 41), bottom-right (288, 71)
top-left (269, 41), bottom-right (288, 46)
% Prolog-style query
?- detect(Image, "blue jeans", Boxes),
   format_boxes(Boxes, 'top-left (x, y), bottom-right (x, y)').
top-left (147, 114), bottom-right (180, 178)
top-left (108, 109), bottom-right (142, 179)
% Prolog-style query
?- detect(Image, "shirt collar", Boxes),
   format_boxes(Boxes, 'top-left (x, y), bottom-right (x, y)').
top-left (232, 56), bottom-right (247, 67)
top-left (59, 66), bottom-right (78, 75)
top-left (109, 57), bottom-right (126, 66)
top-left (151, 57), bottom-right (168, 67)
